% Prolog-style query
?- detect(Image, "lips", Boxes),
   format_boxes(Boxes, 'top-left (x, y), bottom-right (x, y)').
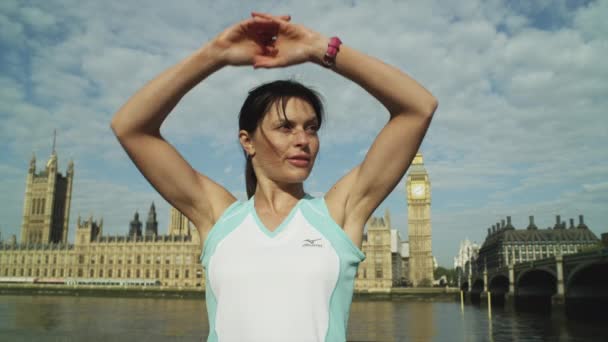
top-left (288, 154), bottom-right (310, 161)
top-left (287, 154), bottom-right (311, 167)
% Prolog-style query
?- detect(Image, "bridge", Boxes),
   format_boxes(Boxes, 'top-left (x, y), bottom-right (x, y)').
top-left (459, 247), bottom-right (608, 318)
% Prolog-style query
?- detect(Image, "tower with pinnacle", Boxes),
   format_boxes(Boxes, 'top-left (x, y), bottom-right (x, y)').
top-left (168, 207), bottom-right (191, 237)
top-left (20, 131), bottom-right (74, 245)
top-left (405, 152), bottom-right (434, 287)
top-left (145, 202), bottom-right (158, 237)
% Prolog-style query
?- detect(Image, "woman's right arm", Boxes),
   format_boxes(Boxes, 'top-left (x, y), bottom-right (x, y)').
top-left (110, 17), bottom-right (278, 234)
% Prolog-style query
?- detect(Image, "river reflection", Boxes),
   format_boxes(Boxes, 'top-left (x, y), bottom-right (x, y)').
top-left (1, 295), bottom-right (607, 341)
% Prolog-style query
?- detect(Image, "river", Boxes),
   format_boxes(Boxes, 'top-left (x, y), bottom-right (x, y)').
top-left (0, 295), bottom-right (606, 341)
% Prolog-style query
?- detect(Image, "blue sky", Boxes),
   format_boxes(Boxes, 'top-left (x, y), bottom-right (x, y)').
top-left (1, 0), bottom-right (607, 267)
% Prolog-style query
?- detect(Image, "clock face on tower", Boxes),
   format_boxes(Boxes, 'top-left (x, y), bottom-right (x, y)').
top-left (411, 183), bottom-right (426, 198)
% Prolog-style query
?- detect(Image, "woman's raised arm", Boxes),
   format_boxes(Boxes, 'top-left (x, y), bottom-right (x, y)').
top-left (251, 13), bottom-right (438, 248)
top-left (110, 17), bottom-right (280, 237)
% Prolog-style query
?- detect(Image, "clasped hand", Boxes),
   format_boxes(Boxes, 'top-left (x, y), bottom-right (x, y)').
top-left (210, 12), bottom-right (327, 69)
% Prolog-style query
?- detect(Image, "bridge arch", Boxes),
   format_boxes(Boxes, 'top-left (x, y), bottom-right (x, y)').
top-left (470, 278), bottom-right (484, 305)
top-left (489, 275), bottom-right (509, 306)
top-left (515, 269), bottom-right (556, 313)
top-left (565, 261), bottom-right (608, 321)
top-left (460, 281), bottom-right (469, 292)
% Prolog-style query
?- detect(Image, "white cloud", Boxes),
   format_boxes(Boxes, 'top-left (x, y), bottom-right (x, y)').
top-left (1, 0), bottom-right (607, 267)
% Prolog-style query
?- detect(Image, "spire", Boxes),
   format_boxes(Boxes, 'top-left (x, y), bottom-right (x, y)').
top-left (412, 152), bottom-right (424, 165)
top-left (384, 208), bottom-right (391, 228)
top-left (527, 216), bottom-right (538, 230)
top-left (52, 129), bottom-right (57, 155)
top-left (29, 153), bottom-right (36, 173)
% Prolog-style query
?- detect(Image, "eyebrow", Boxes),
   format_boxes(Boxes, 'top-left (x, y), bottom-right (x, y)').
top-left (273, 118), bottom-right (319, 126)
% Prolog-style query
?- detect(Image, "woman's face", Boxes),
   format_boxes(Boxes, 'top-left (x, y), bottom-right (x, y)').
top-left (244, 97), bottom-right (320, 185)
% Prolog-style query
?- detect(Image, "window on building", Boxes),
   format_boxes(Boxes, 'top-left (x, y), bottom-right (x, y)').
top-left (185, 270), bottom-right (189, 278)
top-left (78, 255), bottom-right (84, 264)
top-left (165, 270), bottom-right (170, 278)
top-left (136, 270), bottom-right (140, 278)
top-left (78, 269), bottom-right (83, 277)
top-left (109, 269), bottom-right (113, 278)
top-left (145, 270), bottom-right (150, 278)
top-left (136, 256), bottom-right (141, 264)
top-left (127, 270), bottom-right (131, 277)
top-left (175, 270), bottom-right (179, 279)
top-left (155, 270), bottom-right (160, 278)
top-left (100, 256), bottom-right (104, 264)
top-left (99, 269), bottom-right (103, 277)
top-left (53, 256), bottom-right (56, 264)
top-left (118, 270), bottom-right (121, 278)
top-left (90, 269), bottom-right (94, 277)
top-left (45, 255), bottom-right (49, 264)
top-left (52, 269), bottom-right (55, 277)
top-left (60, 269), bottom-right (64, 277)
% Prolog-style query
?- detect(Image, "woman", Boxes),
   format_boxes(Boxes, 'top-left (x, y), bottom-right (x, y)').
top-left (111, 12), bottom-right (437, 342)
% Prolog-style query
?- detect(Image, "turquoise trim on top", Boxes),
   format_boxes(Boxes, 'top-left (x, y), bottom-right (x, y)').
top-left (200, 200), bottom-right (249, 342)
top-left (299, 196), bottom-right (366, 342)
top-left (250, 193), bottom-right (312, 238)
top-left (199, 199), bottom-right (241, 263)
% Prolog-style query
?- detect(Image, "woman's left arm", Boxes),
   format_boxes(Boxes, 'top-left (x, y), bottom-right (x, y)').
top-left (251, 13), bottom-right (438, 248)
top-left (323, 40), bottom-right (438, 246)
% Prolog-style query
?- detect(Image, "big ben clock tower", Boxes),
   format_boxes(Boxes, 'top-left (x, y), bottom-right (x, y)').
top-left (406, 152), bottom-right (434, 287)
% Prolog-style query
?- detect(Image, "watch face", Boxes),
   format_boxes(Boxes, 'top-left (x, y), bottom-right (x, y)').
top-left (412, 183), bottom-right (425, 197)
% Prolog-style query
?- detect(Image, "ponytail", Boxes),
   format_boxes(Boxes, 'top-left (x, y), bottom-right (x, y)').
top-left (245, 155), bottom-right (257, 199)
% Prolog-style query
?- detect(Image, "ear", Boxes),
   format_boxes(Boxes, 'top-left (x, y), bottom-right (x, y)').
top-left (239, 130), bottom-right (255, 156)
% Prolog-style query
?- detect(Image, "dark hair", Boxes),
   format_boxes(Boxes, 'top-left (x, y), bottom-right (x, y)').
top-left (239, 79), bottom-right (325, 199)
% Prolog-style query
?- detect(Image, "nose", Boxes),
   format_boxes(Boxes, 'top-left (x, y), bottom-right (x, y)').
top-left (293, 129), bottom-right (310, 146)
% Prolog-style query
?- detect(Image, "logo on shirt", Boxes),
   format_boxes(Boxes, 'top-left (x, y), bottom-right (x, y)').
top-left (302, 238), bottom-right (323, 248)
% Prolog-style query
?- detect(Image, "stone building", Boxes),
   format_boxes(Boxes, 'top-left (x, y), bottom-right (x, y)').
top-left (355, 210), bottom-right (409, 291)
top-left (405, 153), bottom-right (434, 287)
top-left (20, 141), bottom-right (73, 245)
top-left (0, 147), bottom-right (203, 289)
top-left (355, 210), bottom-right (392, 291)
top-left (475, 215), bottom-right (600, 272)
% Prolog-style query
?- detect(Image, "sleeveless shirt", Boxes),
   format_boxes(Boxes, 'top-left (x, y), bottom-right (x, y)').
top-left (200, 194), bottom-right (366, 342)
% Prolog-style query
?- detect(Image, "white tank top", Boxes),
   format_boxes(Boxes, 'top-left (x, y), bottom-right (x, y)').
top-left (201, 194), bottom-right (366, 342)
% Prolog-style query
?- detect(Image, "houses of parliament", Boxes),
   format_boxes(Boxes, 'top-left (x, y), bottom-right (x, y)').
top-left (0, 146), bottom-right (435, 290)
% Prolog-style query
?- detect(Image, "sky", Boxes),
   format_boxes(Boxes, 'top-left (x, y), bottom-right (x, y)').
top-left (1, 0), bottom-right (607, 267)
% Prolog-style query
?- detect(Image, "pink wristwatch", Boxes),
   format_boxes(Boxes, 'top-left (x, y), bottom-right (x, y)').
top-left (322, 37), bottom-right (342, 68)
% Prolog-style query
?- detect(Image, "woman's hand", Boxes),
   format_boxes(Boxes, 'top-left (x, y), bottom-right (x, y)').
top-left (250, 12), bottom-right (329, 68)
top-left (209, 16), bottom-right (283, 67)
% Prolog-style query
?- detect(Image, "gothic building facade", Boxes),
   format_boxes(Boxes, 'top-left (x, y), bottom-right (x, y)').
top-left (20, 149), bottom-right (73, 245)
top-left (405, 153), bottom-right (434, 286)
top-left (0, 148), bottom-right (203, 289)
top-left (475, 215), bottom-right (600, 272)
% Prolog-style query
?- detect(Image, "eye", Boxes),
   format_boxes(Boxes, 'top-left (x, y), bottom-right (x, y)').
top-left (278, 122), bottom-right (292, 132)
top-left (306, 125), bottom-right (319, 134)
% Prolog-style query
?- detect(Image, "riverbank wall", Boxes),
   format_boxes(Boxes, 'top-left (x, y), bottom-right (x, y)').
top-left (1, 284), bottom-right (460, 301)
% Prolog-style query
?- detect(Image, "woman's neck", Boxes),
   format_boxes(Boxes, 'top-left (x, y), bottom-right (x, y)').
top-left (253, 181), bottom-right (305, 214)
